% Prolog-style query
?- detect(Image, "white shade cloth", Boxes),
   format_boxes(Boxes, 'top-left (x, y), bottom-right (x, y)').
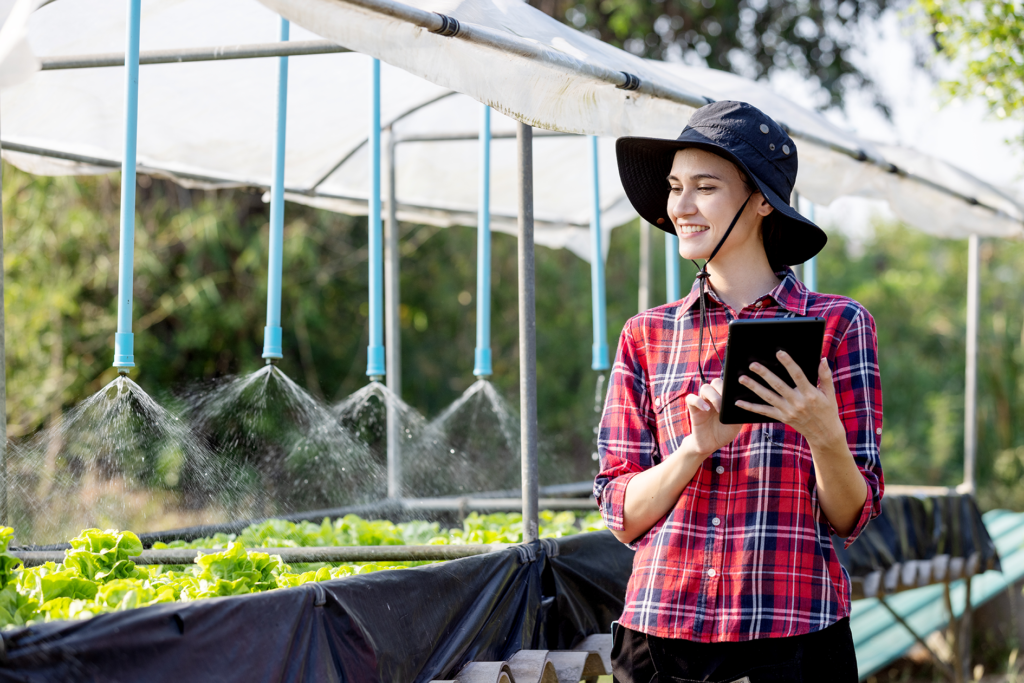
top-left (1, 0), bottom-right (1020, 267)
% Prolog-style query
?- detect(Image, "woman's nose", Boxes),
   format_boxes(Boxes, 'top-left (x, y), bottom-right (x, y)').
top-left (668, 190), bottom-right (695, 219)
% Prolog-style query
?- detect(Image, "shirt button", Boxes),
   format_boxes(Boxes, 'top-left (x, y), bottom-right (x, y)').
top-left (712, 517), bottom-right (721, 527)
top-left (654, 397), bottom-right (661, 408)
top-left (708, 568), bottom-right (717, 578)
top-left (876, 427), bottom-right (882, 435)
top-left (716, 466), bottom-right (725, 474)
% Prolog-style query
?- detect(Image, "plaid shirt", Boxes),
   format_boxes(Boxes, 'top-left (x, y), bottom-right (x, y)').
top-left (595, 267), bottom-right (883, 642)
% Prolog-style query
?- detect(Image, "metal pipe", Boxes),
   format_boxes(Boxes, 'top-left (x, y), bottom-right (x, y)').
top-left (517, 122), bottom-right (539, 544)
top-left (112, 0), bottom-right (142, 372)
top-left (963, 234), bottom-right (980, 494)
top-left (0, 104), bottom-right (7, 525)
top-left (665, 233), bottom-right (680, 303)
top-left (791, 191), bottom-right (804, 283)
top-left (401, 496), bottom-right (596, 512)
top-left (384, 128), bottom-right (402, 496)
top-left (589, 136), bottom-right (609, 371)
top-left (395, 130), bottom-right (574, 144)
top-left (473, 104), bottom-right (493, 377)
top-left (39, 40), bottom-right (349, 70)
top-left (12, 544), bottom-right (505, 567)
top-left (262, 18), bottom-right (290, 361)
top-left (366, 59), bottom-right (386, 379)
top-left (638, 221), bottom-right (650, 313)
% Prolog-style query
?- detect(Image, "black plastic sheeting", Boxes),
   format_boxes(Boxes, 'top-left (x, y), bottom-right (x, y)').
top-left (0, 533), bottom-right (633, 682)
top-left (0, 493), bottom-right (999, 681)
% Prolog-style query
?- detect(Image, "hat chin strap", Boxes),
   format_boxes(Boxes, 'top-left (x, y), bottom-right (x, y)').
top-left (689, 191), bottom-right (755, 386)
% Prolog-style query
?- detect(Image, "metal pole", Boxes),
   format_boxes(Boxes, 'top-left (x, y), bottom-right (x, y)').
top-left (0, 103), bottom-right (7, 525)
top-left (963, 234), bottom-right (980, 494)
top-left (638, 221), bottom-right (650, 313)
top-left (366, 59), bottom-right (386, 380)
top-left (112, 0), bottom-right (142, 372)
top-left (791, 191), bottom-right (803, 282)
top-left (39, 40), bottom-right (349, 71)
top-left (589, 136), bottom-right (609, 371)
top-left (665, 233), bottom-right (680, 303)
top-left (262, 18), bottom-right (289, 361)
top-left (804, 204), bottom-right (817, 292)
top-left (517, 122), bottom-right (539, 544)
top-left (384, 129), bottom-right (401, 497)
top-left (473, 104), bottom-right (493, 377)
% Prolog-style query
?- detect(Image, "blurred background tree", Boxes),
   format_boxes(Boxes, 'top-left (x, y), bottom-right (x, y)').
top-left (530, 0), bottom-right (894, 111)
top-left (916, 0), bottom-right (1024, 147)
top-left (5, 163), bottom-right (1024, 509)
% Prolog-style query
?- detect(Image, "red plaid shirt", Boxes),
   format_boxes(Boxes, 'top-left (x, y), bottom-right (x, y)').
top-left (595, 267), bottom-right (883, 642)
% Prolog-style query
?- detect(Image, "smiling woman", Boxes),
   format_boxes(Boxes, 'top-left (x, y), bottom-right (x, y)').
top-left (595, 101), bottom-right (883, 682)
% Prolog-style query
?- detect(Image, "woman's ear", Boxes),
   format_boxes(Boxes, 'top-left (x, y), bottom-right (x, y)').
top-left (756, 194), bottom-right (774, 217)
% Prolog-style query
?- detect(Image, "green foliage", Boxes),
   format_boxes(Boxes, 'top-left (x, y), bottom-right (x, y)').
top-left (64, 528), bottom-right (143, 582)
top-left (916, 0), bottom-right (1024, 144)
top-left (532, 0), bottom-right (891, 110)
top-left (0, 512), bottom-right (606, 629)
top-left (816, 223), bottom-right (1024, 496)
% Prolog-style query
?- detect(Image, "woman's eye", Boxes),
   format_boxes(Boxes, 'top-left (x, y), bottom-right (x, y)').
top-left (697, 185), bottom-right (715, 193)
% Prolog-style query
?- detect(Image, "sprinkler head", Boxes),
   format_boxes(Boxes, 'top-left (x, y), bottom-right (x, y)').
top-left (368, 375), bottom-right (384, 383)
top-left (265, 357), bottom-right (280, 366)
top-left (117, 368), bottom-right (131, 377)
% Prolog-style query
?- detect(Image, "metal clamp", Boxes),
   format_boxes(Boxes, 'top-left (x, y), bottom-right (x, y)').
top-left (431, 13), bottom-right (461, 37)
top-left (617, 72), bottom-right (641, 91)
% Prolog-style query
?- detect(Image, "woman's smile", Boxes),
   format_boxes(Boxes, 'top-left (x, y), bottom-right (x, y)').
top-left (676, 222), bottom-right (710, 236)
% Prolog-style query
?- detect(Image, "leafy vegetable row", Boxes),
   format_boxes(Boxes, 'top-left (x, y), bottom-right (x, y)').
top-left (0, 510), bottom-right (605, 629)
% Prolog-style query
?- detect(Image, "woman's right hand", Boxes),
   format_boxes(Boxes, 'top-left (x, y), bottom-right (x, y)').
top-left (684, 378), bottom-right (742, 458)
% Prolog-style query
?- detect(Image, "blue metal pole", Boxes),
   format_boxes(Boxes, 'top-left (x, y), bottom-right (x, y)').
top-left (804, 204), bottom-right (817, 292)
top-left (262, 17), bottom-right (289, 361)
top-left (665, 232), bottom-right (680, 302)
top-left (473, 104), bottom-right (493, 377)
top-left (366, 58), bottom-right (386, 379)
top-left (112, 0), bottom-right (142, 371)
top-left (589, 136), bottom-right (609, 371)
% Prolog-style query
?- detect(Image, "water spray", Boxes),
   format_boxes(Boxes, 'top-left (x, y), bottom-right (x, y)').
top-left (112, 0), bottom-right (142, 373)
top-left (262, 18), bottom-right (289, 362)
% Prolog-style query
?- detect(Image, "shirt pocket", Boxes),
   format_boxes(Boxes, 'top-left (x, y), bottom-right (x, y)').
top-left (653, 379), bottom-right (698, 459)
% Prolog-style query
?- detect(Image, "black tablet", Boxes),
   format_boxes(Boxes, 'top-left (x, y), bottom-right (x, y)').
top-left (719, 317), bottom-right (826, 424)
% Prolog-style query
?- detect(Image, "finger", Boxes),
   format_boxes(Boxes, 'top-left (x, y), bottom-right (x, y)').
top-left (775, 350), bottom-right (814, 391)
top-left (735, 400), bottom-right (782, 422)
top-left (710, 377), bottom-right (725, 395)
top-left (739, 374), bottom-right (784, 407)
top-left (748, 362), bottom-right (795, 399)
top-left (699, 383), bottom-right (723, 414)
top-left (818, 358), bottom-right (837, 400)
top-left (685, 392), bottom-right (712, 413)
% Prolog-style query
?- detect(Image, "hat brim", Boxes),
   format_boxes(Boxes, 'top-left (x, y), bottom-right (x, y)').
top-left (615, 135), bottom-right (826, 266)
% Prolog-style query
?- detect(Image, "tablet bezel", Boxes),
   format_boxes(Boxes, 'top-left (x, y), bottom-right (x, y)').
top-left (718, 317), bottom-right (826, 425)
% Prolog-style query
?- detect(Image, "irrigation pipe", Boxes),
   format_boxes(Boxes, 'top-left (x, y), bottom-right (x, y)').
top-left (11, 544), bottom-right (505, 567)
top-left (38, 40), bottom-right (349, 69)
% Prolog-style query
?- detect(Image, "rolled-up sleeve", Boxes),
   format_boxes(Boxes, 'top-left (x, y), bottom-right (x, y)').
top-left (594, 321), bottom-right (659, 537)
top-left (828, 306), bottom-right (885, 548)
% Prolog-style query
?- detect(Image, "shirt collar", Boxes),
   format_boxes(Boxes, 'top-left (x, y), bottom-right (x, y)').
top-left (676, 266), bottom-right (810, 318)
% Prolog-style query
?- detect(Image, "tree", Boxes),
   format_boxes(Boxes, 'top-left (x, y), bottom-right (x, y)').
top-left (917, 0), bottom-right (1024, 145)
top-left (530, 0), bottom-right (894, 110)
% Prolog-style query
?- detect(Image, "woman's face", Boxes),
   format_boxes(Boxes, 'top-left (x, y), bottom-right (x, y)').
top-left (666, 148), bottom-right (773, 263)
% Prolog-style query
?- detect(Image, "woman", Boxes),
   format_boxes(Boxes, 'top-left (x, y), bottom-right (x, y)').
top-left (595, 101), bottom-right (883, 682)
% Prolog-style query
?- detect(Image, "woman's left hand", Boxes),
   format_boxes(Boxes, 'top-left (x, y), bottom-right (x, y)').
top-left (735, 353), bottom-right (845, 449)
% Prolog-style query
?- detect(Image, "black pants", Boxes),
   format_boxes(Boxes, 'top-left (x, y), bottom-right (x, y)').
top-left (611, 617), bottom-right (858, 683)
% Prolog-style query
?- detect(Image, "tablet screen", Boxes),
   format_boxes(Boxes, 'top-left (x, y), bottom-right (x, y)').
top-left (719, 318), bottom-right (826, 425)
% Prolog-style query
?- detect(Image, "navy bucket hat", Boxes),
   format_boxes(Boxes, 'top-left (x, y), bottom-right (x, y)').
top-left (616, 100), bottom-right (826, 266)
